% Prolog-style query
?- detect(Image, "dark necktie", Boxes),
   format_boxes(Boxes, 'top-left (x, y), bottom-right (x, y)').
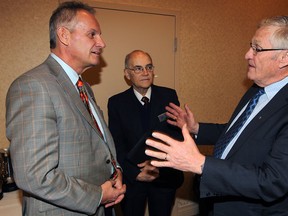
top-left (141, 96), bottom-right (150, 130)
top-left (213, 88), bottom-right (265, 158)
top-left (141, 96), bottom-right (149, 106)
top-left (76, 77), bottom-right (103, 138)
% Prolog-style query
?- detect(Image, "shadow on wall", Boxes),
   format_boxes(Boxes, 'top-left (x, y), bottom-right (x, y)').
top-left (82, 56), bottom-right (107, 86)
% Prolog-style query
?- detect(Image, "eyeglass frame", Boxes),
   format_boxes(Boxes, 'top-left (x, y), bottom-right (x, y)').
top-left (250, 43), bottom-right (287, 55)
top-left (126, 64), bottom-right (155, 74)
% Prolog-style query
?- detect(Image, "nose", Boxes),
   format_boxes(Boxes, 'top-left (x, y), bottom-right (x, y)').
top-left (96, 35), bottom-right (106, 48)
top-left (142, 68), bottom-right (150, 75)
top-left (245, 47), bottom-right (254, 60)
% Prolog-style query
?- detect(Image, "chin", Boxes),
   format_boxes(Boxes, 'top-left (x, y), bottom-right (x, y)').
top-left (247, 71), bottom-right (255, 81)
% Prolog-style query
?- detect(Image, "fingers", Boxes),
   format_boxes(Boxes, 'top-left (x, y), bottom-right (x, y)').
top-left (184, 104), bottom-right (190, 114)
top-left (137, 160), bottom-right (149, 167)
top-left (184, 104), bottom-right (193, 119)
top-left (105, 191), bottom-right (125, 207)
top-left (145, 144), bottom-right (168, 162)
top-left (150, 160), bottom-right (171, 168)
top-left (110, 179), bottom-right (116, 187)
top-left (150, 131), bottom-right (174, 149)
top-left (101, 180), bottom-right (126, 206)
top-left (114, 194), bottom-right (125, 205)
top-left (106, 184), bottom-right (126, 207)
top-left (182, 124), bottom-right (193, 141)
top-left (168, 102), bottom-right (182, 111)
top-left (165, 103), bottom-right (181, 117)
top-left (145, 130), bottom-right (178, 160)
top-left (145, 124), bottom-right (192, 165)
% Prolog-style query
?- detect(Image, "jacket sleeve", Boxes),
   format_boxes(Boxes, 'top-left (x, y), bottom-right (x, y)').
top-left (196, 123), bottom-right (227, 145)
top-left (6, 75), bottom-right (102, 215)
top-left (108, 97), bottom-right (141, 183)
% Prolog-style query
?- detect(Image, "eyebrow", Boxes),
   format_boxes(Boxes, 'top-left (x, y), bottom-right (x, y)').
top-left (133, 63), bottom-right (153, 67)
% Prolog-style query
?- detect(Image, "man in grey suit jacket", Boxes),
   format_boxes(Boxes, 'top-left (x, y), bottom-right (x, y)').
top-left (5, 1), bottom-right (126, 215)
top-left (145, 16), bottom-right (288, 215)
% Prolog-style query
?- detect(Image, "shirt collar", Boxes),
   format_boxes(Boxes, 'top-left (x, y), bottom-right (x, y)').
top-left (264, 76), bottom-right (288, 100)
top-left (133, 87), bottom-right (152, 103)
top-left (50, 53), bottom-right (79, 86)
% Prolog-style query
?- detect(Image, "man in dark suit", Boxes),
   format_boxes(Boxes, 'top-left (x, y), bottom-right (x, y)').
top-left (145, 16), bottom-right (288, 216)
top-left (6, 1), bottom-right (125, 215)
top-left (108, 50), bottom-right (183, 216)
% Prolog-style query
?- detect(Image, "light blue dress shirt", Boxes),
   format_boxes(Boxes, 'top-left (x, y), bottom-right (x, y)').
top-left (222, 77), bottom-right (288, 158)
top-left (50, 53), bottom-right (105, 138)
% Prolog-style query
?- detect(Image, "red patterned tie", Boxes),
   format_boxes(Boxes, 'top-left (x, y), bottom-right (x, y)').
top-left (76, 77), bottom-right (118, 180)
top-left (76, 77), bottom-right (103, 138)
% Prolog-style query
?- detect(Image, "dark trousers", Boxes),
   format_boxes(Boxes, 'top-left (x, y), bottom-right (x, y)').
top-left (104, 207), bottom-right (114, 216)
top-left (121, 181), bottom-right (176, 216)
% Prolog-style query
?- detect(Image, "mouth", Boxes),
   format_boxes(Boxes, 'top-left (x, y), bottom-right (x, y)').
top-left (140, 78), bottom-right (151, 82)
top-left (248, 62), bottom-right (255, 69)
top-left (91, 49), bottom-right (102, 56)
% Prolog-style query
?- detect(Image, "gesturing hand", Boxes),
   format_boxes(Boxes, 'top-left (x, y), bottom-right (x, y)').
top-left (145, 124), bottom-right (205, 175)
top-left (165, 103), bottom-right (199, 134)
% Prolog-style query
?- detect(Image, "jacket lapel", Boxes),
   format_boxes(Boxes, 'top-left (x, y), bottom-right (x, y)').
top-left (46, 56), bottom-right (102, 138)
top-left (226, 84), bottom-right (288, 158)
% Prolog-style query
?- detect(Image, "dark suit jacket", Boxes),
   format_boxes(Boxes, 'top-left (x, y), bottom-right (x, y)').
top-left (108, 85), bottom-right (183, 189)
top-left (196, 84), bottom-right (288, 216)
top-left (6, 55), bottom-right (118, 216)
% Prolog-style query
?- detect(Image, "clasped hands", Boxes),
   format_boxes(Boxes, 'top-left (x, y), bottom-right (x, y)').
top-left (136, 160), bottom-right (160, 182)
top-left (101, 169), bottom-right (126, 208)
top-left (145, 103), bottom-right (205, 175)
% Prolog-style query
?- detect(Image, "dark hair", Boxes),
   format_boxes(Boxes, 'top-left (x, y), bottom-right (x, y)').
top-left (49, 1), bottom-right (95, 49)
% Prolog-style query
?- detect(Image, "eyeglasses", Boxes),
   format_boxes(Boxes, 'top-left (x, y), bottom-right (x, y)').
top-left (250, 43), bottom-right (287, 55)
top-left (126, 64), bottom-right (154, 74)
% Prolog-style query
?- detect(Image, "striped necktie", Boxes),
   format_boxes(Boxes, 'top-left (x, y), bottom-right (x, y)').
top-left (76, 77), bottom-right (103, 138)
top-left (213, 88), bottom-right (265, 158)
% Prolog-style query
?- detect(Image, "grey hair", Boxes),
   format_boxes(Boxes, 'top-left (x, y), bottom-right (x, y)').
top-left (49, 1), bottom-right (95, 49)
top-left (258, 16), bottom-right (288, 49)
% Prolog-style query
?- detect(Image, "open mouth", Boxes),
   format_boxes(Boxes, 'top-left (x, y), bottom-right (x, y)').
top-left (92, 49), bottom-right (102, 55)
top-left (248, 62), bottom-right (255, 69)
top-left (92, 51), bottom-right (100, 55)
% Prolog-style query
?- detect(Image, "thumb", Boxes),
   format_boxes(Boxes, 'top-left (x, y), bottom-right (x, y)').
top-left (182, 124), bottom-right (192, 141)
top-left (184, 104), bottom-right (192, 116)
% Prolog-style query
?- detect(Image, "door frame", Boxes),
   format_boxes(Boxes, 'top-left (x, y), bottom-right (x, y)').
top-left (59, 0), bottom-right (181, 91)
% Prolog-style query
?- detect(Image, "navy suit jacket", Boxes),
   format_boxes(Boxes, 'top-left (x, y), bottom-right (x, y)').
top-left (196, 84), bottom-right (288, 216)
top-left (108, 85), bottom-right (183, 189)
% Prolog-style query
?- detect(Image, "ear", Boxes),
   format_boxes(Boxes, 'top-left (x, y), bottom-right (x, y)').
top-left (279, 51), bottom-right (288, 69)
top-left (124, 69), bottom-right (131, 80)
top-left (56, 26), bottom-right (70, 46)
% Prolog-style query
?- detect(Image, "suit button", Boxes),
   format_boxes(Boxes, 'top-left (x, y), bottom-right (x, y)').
top-left (106, 159), bottom-right (111, 164)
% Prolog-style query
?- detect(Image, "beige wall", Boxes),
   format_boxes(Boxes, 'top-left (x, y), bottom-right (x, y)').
top-left (1, 1), bottom-right (287, 215)
top-left (1, 0), bottom-right (288, 150)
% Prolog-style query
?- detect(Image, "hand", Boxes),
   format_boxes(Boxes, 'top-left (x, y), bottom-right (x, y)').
top-left (136, 160), bottom-right (159, 182)
top-left (101, 169), bottom-right (126, 208)
top-left (165, 103), bottom-right (199, 134)
top-left (145, 124), bottom-right (205, 175)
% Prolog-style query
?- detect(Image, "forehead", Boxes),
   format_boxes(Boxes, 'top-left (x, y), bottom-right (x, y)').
top-left (74, 10), bottom-right (101, 31)
top-left (253, 26), bottom-right (278, 46)
top-left (129, 52), bottom-right (152, 65)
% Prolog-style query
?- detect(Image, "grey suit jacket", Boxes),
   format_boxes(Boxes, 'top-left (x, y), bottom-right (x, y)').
top-left (6, 55), bottom-right (117, 216)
